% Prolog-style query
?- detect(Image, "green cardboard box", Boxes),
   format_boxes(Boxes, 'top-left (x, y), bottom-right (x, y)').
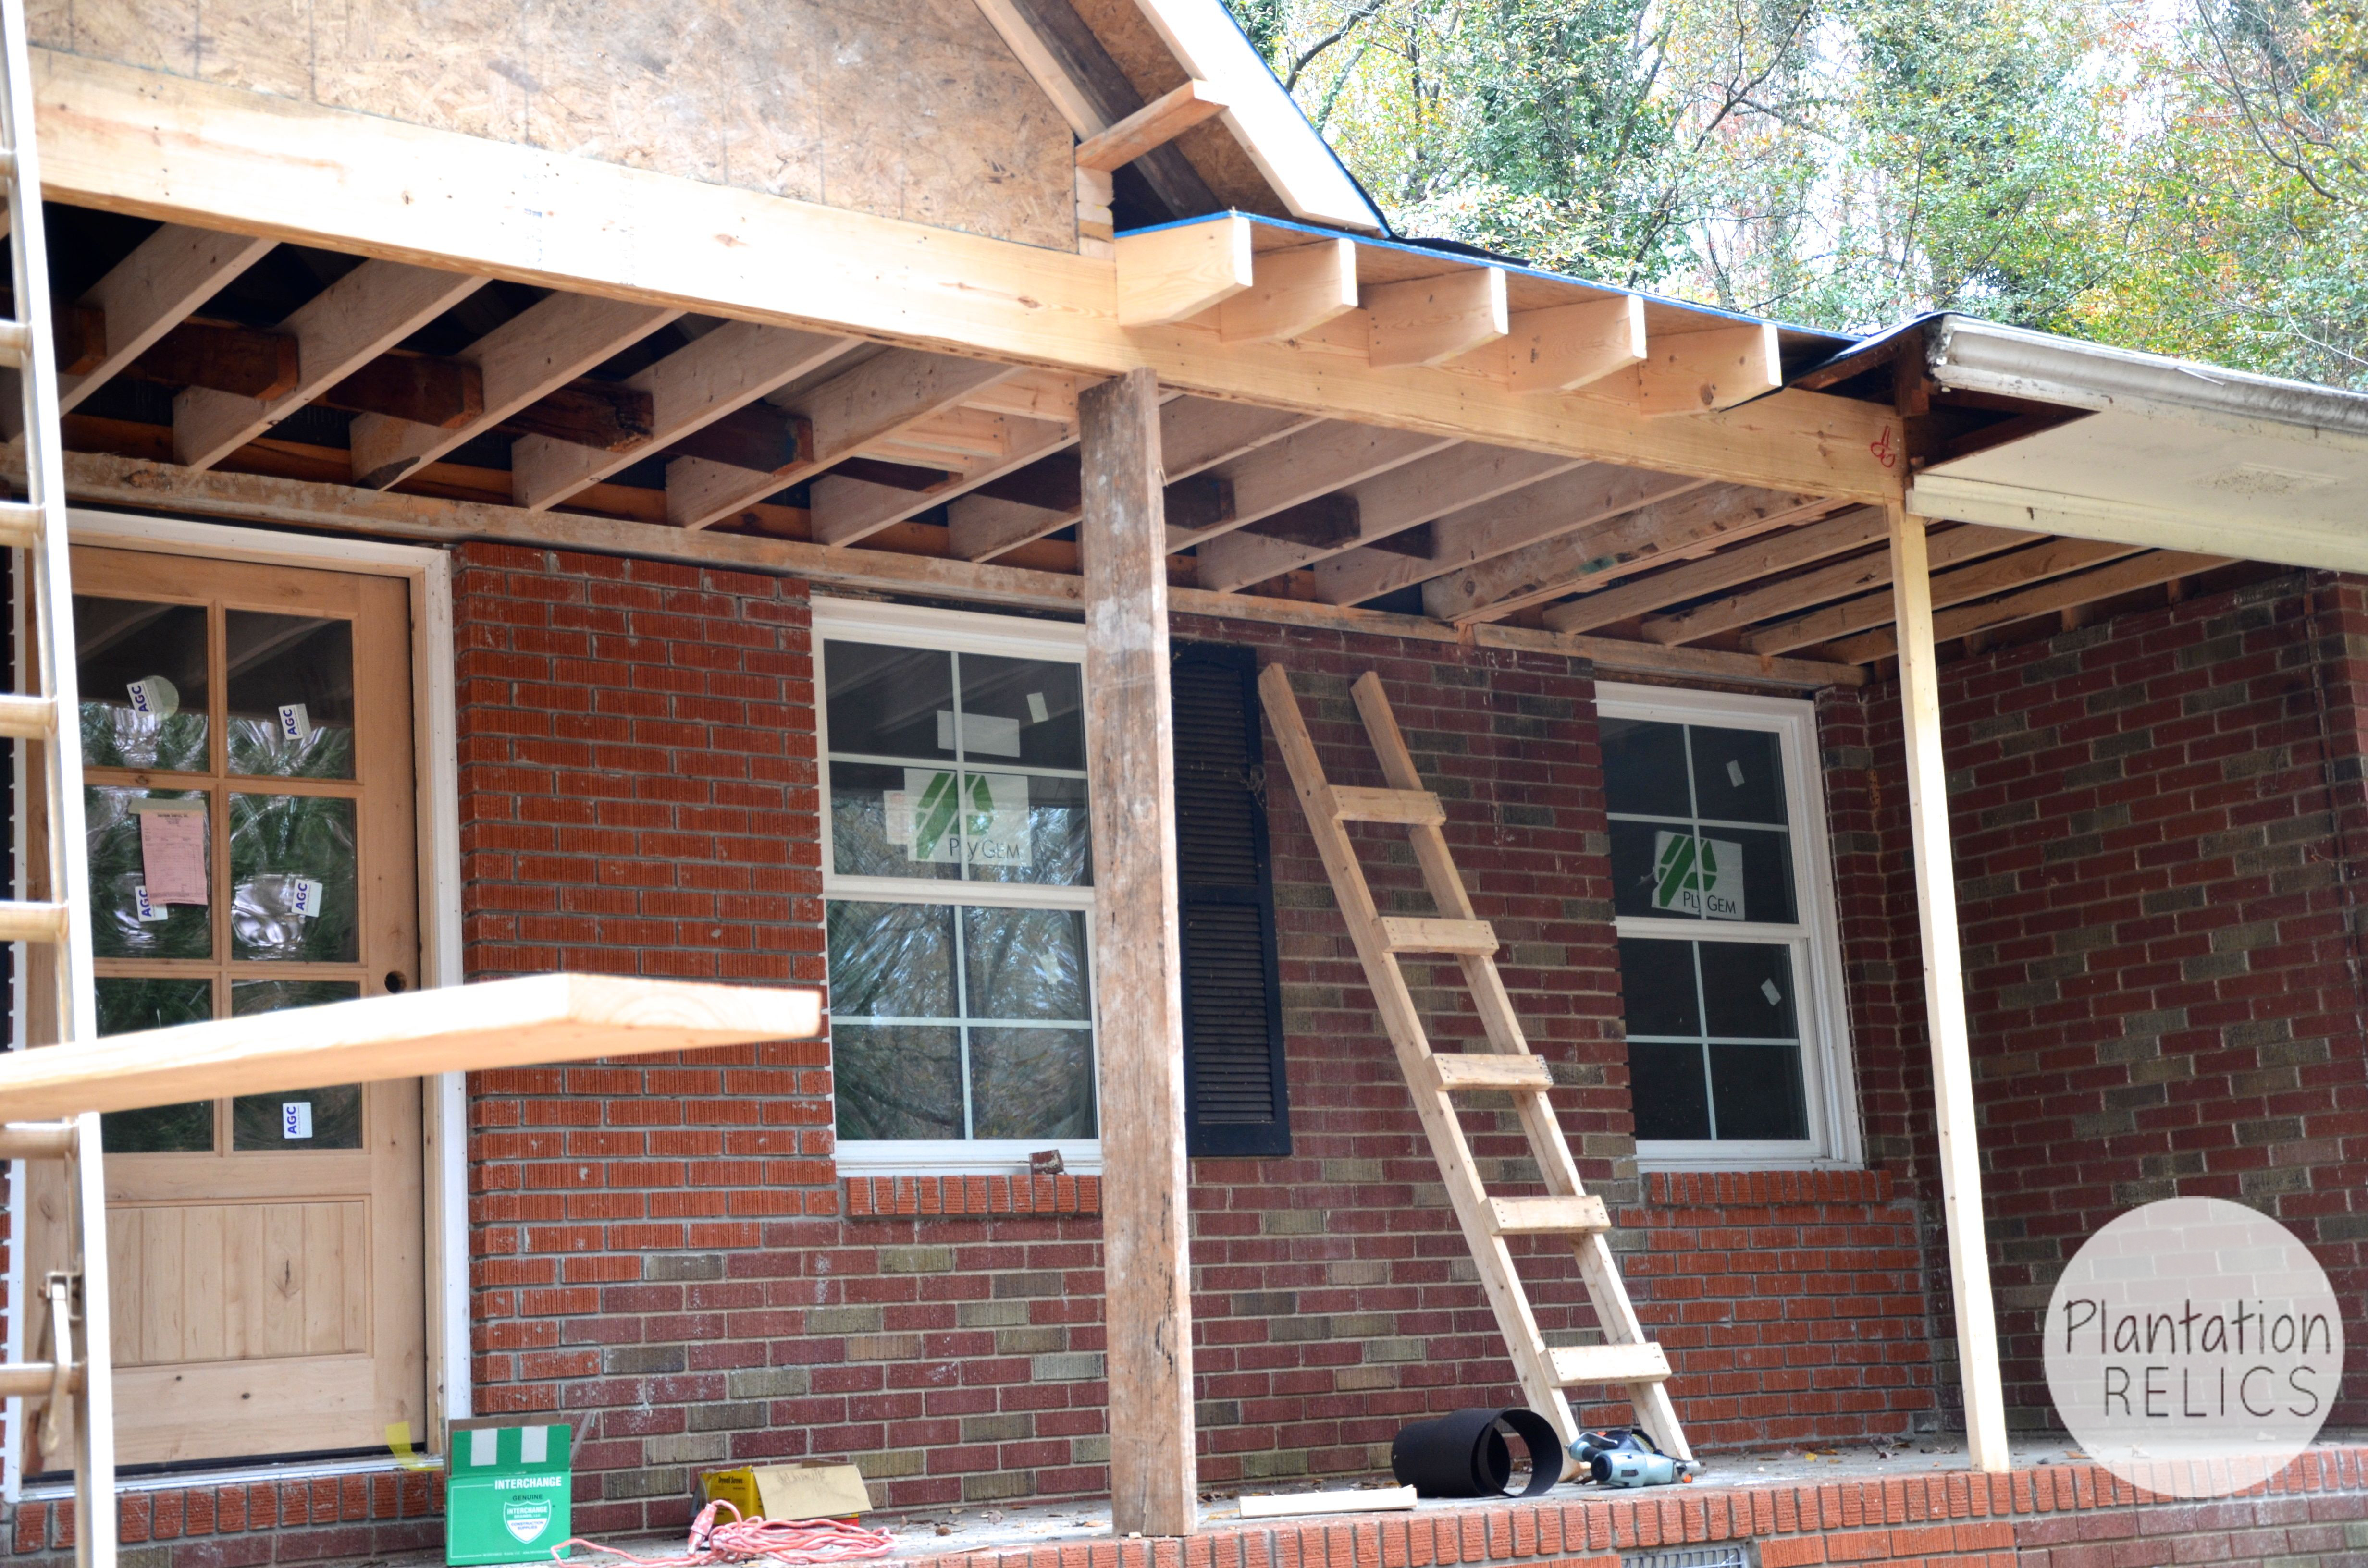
top-left (446, 1419), bottom-right (573, 1565)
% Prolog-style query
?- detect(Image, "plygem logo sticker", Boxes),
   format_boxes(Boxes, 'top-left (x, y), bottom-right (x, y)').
top-left (2046, 1197), bottom-right (2340, 1497)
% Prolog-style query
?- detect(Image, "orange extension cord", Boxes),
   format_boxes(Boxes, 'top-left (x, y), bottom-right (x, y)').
top-left (554, 1500), bottom-right (898, 1567)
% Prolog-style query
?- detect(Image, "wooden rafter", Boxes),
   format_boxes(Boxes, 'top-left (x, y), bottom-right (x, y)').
top-left (1170, 420), bottom-right (1455, 551)
top-left (58, 224), bottom-right (276, 412)
top-left (1748, 534), bottom-right (2141, 656)
top-left (1313, 463), bottom-right (1709, 606)
top-left (353, 293), bottom-right (679, 489)
top-left (1540, 505), bottom-right (1890, 635)
top-left (813, 409), bottom-right (1073, 547)
top-left (174, 260), bottom-right (486, 470)
top-left (1420, 485), bottom-right (1837, 624)
top-left (1074, 80), bottom-right (1228, 174)
top-left (1641, 522), bottom-right (2035, 647)
top-left (1824, 549), bottom-right (2235, 663)
top-left (1194, 444), bottom-right (1580, 593)
top-left (36, 57), bottom-right (1904, 505)
top-left (512, 322), bottom-right (855, 510)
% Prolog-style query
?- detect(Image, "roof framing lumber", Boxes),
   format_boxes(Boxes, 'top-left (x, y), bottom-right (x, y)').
top-left (666, 349), bottom-right (1018, 530)
top-left (1423, 486), bottom-right (1840, 624)
top-left (58, 222), bottom-right (275, 412)
top-left (1117, 216), bottom-right (1255, 328)
top-left (1748, 534), bottom-right (2141, 656)
top-left (1313, 464), bottom-right (1709, 606)
top-left (813, 411), bottom-right (1072, 546)
top-left (1171, 420), bottom-right (1455, 550)
top-left (1195, 444), bottom-right (1580, 593)
top-left (173, 258), bottom-right (486, 469)
top-left (1585, 321), bottom-right (1783, 416)
top-left (0, 973), bottom-right (821, 1120)
top-left (1074, 80), bottom-right (1228, 174)
top-left (351, 292), bottom-right (678, 489)
top-left (1541, 504), bottom-right (1889, 634)
top-left (34, 51), bottom-right (1902, 504)
top-left (1487, 296), bottom-right (1647, 395)
top-left (1829, 550), bottom-right (2235, 664)
top-left (1366, 269), bottom-right (1508, 368)
top-left (54, 451), bottom-right (1863, 692)
top-left (1211, 239), bottom-right (1359, 345)
top-left (1640, 521), bottom-right (2033, 645)
top-left (512, 324), bottom-right (857, 510)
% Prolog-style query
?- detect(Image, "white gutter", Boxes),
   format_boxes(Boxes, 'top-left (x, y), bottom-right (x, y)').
top-left (1929, 316), bottom-right (2368, 446)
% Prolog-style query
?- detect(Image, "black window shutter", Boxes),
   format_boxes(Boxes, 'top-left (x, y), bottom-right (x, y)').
top-left (1172, 643), bottom-right (1291, 1158)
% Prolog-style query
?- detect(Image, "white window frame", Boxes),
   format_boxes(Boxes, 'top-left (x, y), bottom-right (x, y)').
top-left (814, 597), bottom-right (1102, 1176)
top-left (1597, 681), bottom-right (1862, 1171)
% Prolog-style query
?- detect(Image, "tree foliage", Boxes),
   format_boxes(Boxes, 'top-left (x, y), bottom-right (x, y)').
top-left (1228, 0), bottom-right (2368, 387)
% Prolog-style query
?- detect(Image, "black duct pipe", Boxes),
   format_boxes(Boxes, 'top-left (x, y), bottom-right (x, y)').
top-left (1389, 1408), bottom-right (1561, 1498)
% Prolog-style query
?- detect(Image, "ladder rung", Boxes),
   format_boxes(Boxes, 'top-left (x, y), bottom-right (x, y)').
top-left (1429, 1053), bottom-right (1554, 1091)
top-left (1488, 1195), bottom-right (1609, 1236)
top-left (0, 901), bottom-right (71, 943)
top-left (0, 1361), bottom-right (81, 1398)
top-left (1551, 1341), bottom-right (1671, 1386)
top-left (1322, 784), bottom-right (1443, 826)
top-left (0, 149), bottom-right (17, 181)
top-left (0, 1122), bottom-right (78, 1160)
top-left (1379, 915), bottom-right (1496, 955)
top-left (0, 320), bottom-right (29, 367)
top-left (0, 694), bottom-right (56, 739)
top-left (0, 502), bottom-right (38, 548)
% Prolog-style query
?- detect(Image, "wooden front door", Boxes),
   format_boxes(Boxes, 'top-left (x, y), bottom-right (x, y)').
top-left (28, 546), bottom-right (426, 1468)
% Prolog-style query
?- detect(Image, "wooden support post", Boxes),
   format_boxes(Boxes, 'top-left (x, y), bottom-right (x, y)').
top-left (1080, 366), bottom-right (1197, 1537)
top-left (1888, 504), bottom-right (2010, 1473)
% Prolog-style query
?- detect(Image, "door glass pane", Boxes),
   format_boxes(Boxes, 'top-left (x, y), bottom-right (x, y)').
top-left (227, 979), bottom-right (367, 1149)
top-left (833, 1023), bottom-right (962, 1139)
top-left (96, 978), bottom-right (214, 1152)
top-left (86, 787), bottom-right (213, 958)
top-left (75, 597), bottom-right (209, 772)
top-left (229, 794), bottom-right (358, 961)
top-left (226, 611), bottom-right (356, 779)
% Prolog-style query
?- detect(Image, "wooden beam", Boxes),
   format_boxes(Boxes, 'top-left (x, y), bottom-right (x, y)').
top-left (512, 324), bottom-right (854, 510)
top-left (1644, 522), bottom-right (2034, 646)
top-left (498, 378), bottom-right (654, 450)
top-left (666, 349), bottom-right (1017, 529)
top-left (964, 0), bottom-right (1221, 217)
top-left (349, 293), bottom-right (677, 489)
top-left (59, 223), bottom-right (276, 412)
top-left (55, 450), bottom-right (1866, 691)
top-left (35, 51), bottom-right (1903, 503)
top-left (1421, 484), bottom-right (1835, 623)
top-left (123, 319), bottom-right (298, 401)
top-left (1829, 549), bottom-right (2233, 664)
top-left (1196, 445), bottom-right (1579, 593)
top-left (1488, 295), bottom-right (1647, 395)
top-left (1313, 464), bottom-right (1709, 606)
top-left (0, 974), bottom-right (819, 1120)
top-left (1172, 421), bottom-right (1455, 551)
top-left (1213, 239), bottom-right (1359, 345)
top-left (1075, 80), bottom-right (1228, 173)
top-left (322, 352), bottom-right (484, 429)
top-left (813, 413), bottom-right (1072, 546)
top-left (1541, 504), bottom-right (1890, 634)
top-left (173, 259), bottom-right (486, 469)
top-left (1748, 534), bottom-right (2135, 656)
top-left (945, 400), bottom-right (1311, 562)
top-left (1587, 321), bottom-right (1782, 416)
top-left (1367, 269), bottom-right (1508, 368)
top-left (1886, 507), bottom-right (2010, 1473)
top-left (1117, 217), bottom-right (1256, 328)
top-left (1080, 367), bottom-right (1198, 1537)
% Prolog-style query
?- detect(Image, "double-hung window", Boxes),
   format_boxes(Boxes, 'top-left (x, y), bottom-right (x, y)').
top-left (1600, 683), bottom-right (1859, 1168)
top-left (817, 600), bottom-right (1100, 1174)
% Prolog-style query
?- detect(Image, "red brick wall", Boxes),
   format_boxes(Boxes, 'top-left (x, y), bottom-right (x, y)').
top-left (1823, 570), bottom-right (2368, 1431)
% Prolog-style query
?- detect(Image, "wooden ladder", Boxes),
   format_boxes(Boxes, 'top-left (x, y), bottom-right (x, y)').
top-left (0, 1), bottom-right (117, 1558)
top-left (1258, 666), bottom-right (1691, 1474)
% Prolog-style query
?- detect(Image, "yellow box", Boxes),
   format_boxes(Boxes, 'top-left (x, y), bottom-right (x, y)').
top-left (701, 1463), bottom-right (871, 1522)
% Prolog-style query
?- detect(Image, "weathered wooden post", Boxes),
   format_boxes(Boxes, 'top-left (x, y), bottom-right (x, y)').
top-left (1080, 366), bottom-right (1198, 1534)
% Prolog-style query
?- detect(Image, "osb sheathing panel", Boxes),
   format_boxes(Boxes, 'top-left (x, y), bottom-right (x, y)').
top-left (1066, 0), bottom-right (1288, 219)
top-left (33, 0), bottom-right (1079, 250)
